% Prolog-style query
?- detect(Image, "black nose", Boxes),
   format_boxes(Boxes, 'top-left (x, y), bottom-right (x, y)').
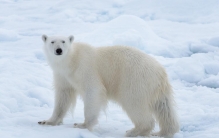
top-left (56, 48), bottom-right (62, 55)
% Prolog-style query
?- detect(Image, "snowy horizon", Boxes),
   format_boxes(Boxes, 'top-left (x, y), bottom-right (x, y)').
top-left (0, 0), bottom-right (219, 138)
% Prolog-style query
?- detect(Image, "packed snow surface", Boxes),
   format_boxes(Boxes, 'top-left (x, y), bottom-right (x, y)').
top-left (0, 0), bottom-right (219, 138)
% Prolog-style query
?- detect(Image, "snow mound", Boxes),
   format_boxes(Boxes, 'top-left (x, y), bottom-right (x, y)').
top-left (189, 43), bottom-right (219, 54)
top-left (80, 15), bottom-right (174, 56)
top-left (80, 15), bottom-right (203, 58)
top-left (204, 62), bottom-right (219, 75)
top-left (112, 29), bottom-right (144, 49)
top-left (198, 75), bottom-right (219, 88)
top-left (110, 15), bottom-right (167, 52)
top-left (82, 15), bottom-right (166, 44)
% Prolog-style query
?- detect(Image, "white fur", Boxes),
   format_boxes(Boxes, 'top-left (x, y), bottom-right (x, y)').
top-left (39, 35), bottom-right (179, 137)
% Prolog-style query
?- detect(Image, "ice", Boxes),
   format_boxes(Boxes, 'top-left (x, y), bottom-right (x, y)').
top-left (1, 0), bottom-right (219, 138)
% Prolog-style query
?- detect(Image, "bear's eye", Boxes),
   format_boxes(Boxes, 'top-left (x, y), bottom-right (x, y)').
top-left (62, 41), bottom-right (65, 43)
top-left (51, 41), bottom-right (55, 44)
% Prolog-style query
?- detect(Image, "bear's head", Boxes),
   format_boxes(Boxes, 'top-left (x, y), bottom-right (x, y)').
top-left (42, 35), bottom-right (74, 61)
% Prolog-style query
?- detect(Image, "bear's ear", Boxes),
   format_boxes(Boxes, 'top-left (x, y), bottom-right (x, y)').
top-left (42, 35), bottom-right (48, 42)
top-left (69, 35), bottom-right (74, 43)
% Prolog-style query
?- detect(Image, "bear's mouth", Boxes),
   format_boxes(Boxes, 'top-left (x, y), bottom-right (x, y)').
top-left (55, 48), bottom-right (62, 55)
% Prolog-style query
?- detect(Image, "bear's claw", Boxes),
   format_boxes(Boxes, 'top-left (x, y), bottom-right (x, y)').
top-left (74, 123), bottom-right (86, 129)
top-left (38, 121), bottom-right (46, 125)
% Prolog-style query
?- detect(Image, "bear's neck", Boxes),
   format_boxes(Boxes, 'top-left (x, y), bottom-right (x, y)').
top-left (47, 52), bottom-right (71, 72)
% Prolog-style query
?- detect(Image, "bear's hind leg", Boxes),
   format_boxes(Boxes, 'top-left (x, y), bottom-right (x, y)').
top-left (152, 95), bottom-right (179, 138)
top-left (120, 99), bottom-right (155, 137)
top-left (125, 112), bottom-right (154, 137)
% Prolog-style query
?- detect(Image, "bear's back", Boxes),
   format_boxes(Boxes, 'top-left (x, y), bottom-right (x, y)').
top-left (95, 45), bottom-right (162, 71)
top-left (95, 45), bottom-right (168, 99)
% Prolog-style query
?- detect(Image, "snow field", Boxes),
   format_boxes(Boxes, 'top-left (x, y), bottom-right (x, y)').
top-left (0, 0), bottom-right (219, 138)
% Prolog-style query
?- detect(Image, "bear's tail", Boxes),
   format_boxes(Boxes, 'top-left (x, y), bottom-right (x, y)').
top-left (152, 88), bottom-right (179, 137)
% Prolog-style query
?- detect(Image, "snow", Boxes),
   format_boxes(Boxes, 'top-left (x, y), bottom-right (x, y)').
top-left (0, 28), bottom-right (19, 41)
top-left (0, 0), bottom-right (219, 138)
top-left (208, 37), bottom-right (219, 47)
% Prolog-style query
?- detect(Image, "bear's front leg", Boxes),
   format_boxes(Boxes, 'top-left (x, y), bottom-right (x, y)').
top-left (38, 75), bottom-right (76, 126)
top-left (74, 85), bottom-right (106, 130)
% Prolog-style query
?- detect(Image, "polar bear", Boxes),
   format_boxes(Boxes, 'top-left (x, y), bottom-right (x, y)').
top-left (39, 35), bottom-right (179, 137)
